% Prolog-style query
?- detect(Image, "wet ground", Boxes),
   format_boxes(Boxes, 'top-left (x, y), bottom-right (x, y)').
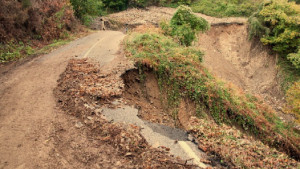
top-left (102, 105), bottom-right (208, 168)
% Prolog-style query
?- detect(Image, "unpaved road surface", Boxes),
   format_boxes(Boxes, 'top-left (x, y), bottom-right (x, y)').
top-left (0, 31), bottom-right (124, 168)
top-left (0, 30), bottom-right (201, 169)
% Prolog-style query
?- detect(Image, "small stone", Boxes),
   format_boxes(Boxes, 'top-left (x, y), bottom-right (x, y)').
top-left (75, 122), bottom-right (83, 128)
top-left (125, 152), bottom-right (133, 157)
top-left (116, 161), bottom-right (122, 166)
top-left (187, 134), bottom-right (195, 142)
top-left (87, 116), bottom-right (93, 120)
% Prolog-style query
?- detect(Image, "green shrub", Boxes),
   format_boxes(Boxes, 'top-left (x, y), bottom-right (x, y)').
top-left (70, 0), bottom-right (104, 21)
top-left (248, 9), bottom-right (270, 39)
top-left (191, 0), bottom-right (262, 17)
top-left (248, 0), bottom-right (300, 69)
top-left (0, 42), bottom-right (34, 62)
top-left (289, 0), bottom-right (300, 4)
top-left (167, 5), bottom-right (209, 46)
top-left (102, 0), bottom-right (128, 11)
top-left (22, 0), bottom-right (32, 8)
top-left (287, 48), bottom-right (300, 68)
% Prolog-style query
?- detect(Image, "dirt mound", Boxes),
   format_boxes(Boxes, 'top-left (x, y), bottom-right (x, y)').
top-left (54, 58), bottom-right (194, 168)
top-left (198, 24), bottom-right (285, 113)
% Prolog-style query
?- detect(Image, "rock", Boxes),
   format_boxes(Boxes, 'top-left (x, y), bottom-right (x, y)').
top-left (125, 152), bottom-right (134, 157)
top-left (75, 122), bottom-right (83, 128)
top-left (187, 134), bottom-right (195, 142)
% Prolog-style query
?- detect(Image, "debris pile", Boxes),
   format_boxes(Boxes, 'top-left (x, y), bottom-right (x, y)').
top-left (188, 117), bottom-right (299, 168)
top-left (54, 58), bottom-right (195, 168)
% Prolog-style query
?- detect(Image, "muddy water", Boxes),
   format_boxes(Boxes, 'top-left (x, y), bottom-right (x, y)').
top-left (102, 105), bottom-right (208, 168)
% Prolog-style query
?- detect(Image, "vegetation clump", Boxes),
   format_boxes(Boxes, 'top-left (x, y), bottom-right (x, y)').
top-left (70, 0), bottom-right (104, 25)
top-left (248, 0), bottom-right (300, 69)
top-left (190, 0), bottom-right (262, 17)
top-left (161, 5), bottom-right (210, 46)
top-left (0, 0), bottom-right (79, 62)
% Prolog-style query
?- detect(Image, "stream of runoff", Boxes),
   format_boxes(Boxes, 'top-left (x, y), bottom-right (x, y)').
top-left (102, 105), bottom-right (208, 168)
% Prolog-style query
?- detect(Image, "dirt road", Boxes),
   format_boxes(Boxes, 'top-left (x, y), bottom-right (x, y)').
top-left (0, 31), bottom-right (124, 168)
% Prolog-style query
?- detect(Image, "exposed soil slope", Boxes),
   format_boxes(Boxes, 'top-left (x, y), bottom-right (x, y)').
top-left (198, 24), bottom-right (284, 111)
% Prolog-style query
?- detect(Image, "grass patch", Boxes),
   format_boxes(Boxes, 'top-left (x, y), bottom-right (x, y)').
top-left (35, 39), bottom-right (72, 55)
top-left (124, 29), bottom-right (300, 160)
top-left (0, 40), bottom-right (70, 63)
top-left (0, 31), bottom-right (90, 63)
top-left (0, 42), bottom-right (34, 62)
top-left (190, 0), bottom-right (262, 17)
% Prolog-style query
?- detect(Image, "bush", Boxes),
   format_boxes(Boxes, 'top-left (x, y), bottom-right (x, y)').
top-left (167, 5), bottom-right (209, 46)
top-left (0, 42), bottom-right (34, 62)
top-left (248, 0), bottom-right (300, 69)
top-left (0, 0), bottom-right (77, 43)
top-left (70, 0), bottom-right (104, 24)
top-left (288, 48), bottom-right (300, 69)
top-left (191, 0), bottom-right (262, 17)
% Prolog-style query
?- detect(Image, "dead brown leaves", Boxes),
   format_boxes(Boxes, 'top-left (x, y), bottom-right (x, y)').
top-left (188, 117), bottom-right (300, 168)
top-left (54, 58), bottom-right (194, 168)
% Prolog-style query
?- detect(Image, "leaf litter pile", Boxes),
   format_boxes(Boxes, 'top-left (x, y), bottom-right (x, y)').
top-left (188, 117), bottom-right (299, 168)
top-left (54, 58), bottom-right (196, 168)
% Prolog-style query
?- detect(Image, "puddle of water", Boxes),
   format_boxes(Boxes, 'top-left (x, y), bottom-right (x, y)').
top-left (102, 106), bottom-right (208, 167)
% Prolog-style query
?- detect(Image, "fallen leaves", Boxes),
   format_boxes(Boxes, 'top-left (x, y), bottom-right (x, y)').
top-left (54, 58), bottom-right (195, 168)
top-left (189, 117), bottom-right (300, 168)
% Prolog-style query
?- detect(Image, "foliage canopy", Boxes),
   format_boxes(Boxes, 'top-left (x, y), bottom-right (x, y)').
top-left (162, 5), bottom-right (210, 46)
top-left (248, 0), bottom-right (300, 69)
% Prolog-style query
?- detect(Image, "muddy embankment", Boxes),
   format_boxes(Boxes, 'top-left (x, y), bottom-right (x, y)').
top-left (198, 24), bottom-right (285, 115)
top-left (106, 7), bottom-right (284, 108)
top-left (106, 7), bottom-right (290, 122)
